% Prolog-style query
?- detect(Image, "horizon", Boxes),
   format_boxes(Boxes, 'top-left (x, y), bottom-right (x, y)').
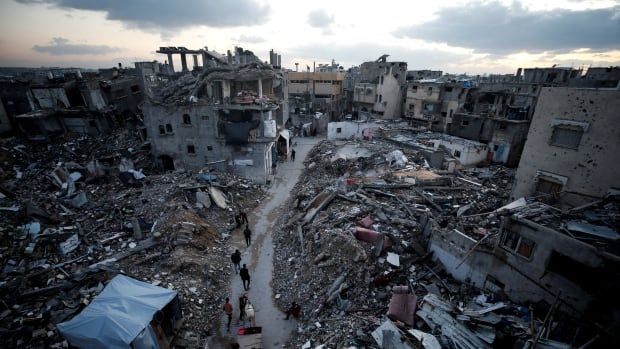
top-left (0, 0), bottom-right (618, 75)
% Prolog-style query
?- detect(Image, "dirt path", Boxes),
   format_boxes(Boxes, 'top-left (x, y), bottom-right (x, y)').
top-left (208, 137), bottom-right (322, 348)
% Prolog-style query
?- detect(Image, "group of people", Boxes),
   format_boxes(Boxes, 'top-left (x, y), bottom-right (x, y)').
top-left (222, 293), bottom-right (256, 332)
top-left (222, 210), bottom-right (302, 333)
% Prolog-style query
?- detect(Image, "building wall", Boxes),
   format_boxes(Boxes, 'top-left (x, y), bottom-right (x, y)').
top-left (32, 87), bottom-right (70, 109)
top-left (374, 68), bottom-right (402, 119)
top-left (431, 137), bottom-right (488, 166)
top-left (429, 216), bottom-right (604, 314)
top-left (511, 87), bottom-right (620, 204)
top-left (0, 100), bottom-right (11, 133)
top-left (327, 121), bottom-right (380, 140)
top-left (143, 103), bottom-right (275, 183)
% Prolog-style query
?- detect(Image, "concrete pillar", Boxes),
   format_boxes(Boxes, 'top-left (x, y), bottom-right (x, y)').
top-left (258, 78), bottom-right (263, 98)
top-left (192, 54), bottom-right (198, 68)
top-left (167, 53), bottom-right (174, 72)
top-left (180, 53), bottom-right (188, 72)
top-left (277, 54), bottom-right (281, 68)
top-left (202, 52), bottom-right (208, 67)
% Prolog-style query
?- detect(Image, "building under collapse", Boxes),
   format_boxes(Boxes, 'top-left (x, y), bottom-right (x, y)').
top-left (0, 67), bottom-right (144, 141)
top-left (143, 46), bottom-right (289, 183)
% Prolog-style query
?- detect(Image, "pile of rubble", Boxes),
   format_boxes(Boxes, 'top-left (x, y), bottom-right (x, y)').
top-left (151, 62), bottom-right (279, 106)
top-left (272, 138), bottom-right (604, 348)
top-left (0, 128), bottom-right (265, 347)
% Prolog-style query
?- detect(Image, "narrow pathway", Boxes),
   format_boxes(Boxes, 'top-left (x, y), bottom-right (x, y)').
top-left (208, 137), bottom-right (322, 348)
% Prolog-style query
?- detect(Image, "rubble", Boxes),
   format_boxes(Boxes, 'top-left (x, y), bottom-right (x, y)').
top-left (0, 127), bottom-right (266, 348)
top-left (272, 137), bottom-right (618, 348)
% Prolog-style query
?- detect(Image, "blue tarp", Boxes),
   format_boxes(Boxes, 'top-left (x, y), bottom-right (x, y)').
top-left (57, 275), bottom-right (177, 349)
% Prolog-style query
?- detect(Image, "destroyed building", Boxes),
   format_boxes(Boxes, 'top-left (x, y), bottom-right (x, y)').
top-left (353, 55), bottom-right (407, 119)
top-left (511, 86), bottom-right (620, 206)
top-left (271, 127), bottom-right (619, 348)
top-left (0, 67), bottom-right (144, 141)
top-left (287, 68), bottom-right (345, 120)
top-left (143, 46), bottom-right (289, 182)
top-left (405, 80), bottom-right (472, 133)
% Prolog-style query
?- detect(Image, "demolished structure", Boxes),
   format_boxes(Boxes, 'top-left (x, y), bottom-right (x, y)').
top-left (0, 66), bottom-right (144, 141)
top-left (272, 120), bottom-right (619, 348)
top-left (0, 125), bottom-right (266, 347)
top-left (144, 46), bottom-right (289, 182)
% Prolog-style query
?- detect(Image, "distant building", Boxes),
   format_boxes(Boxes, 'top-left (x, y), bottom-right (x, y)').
top-left (511, 86), bottom-right (620, 206)
top-left (287, 70), bottom-right (345, 120)
top-left (405, 81), bottom-right (471, 133)
top-left (406, 70), bottom-right (442, 81)
top-left (352, 55), bottom-right (407, 119)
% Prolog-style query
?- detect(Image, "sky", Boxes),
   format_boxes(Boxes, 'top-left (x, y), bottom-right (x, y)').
top-left (0, 0), bottom-right (618, 74)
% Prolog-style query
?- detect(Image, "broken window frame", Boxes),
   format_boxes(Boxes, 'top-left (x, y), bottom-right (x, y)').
top-left (165, 124), bottom-right (173, 133)
top-left (500, 230), bottom-right (536, 260)
top-left (182, 114), bottom-right (192, 125)
top-left (187, 144), bottom-right (196, 154)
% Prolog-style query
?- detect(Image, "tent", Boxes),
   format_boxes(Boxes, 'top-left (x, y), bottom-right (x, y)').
top-left (57, 275), bottom-right (178, 349)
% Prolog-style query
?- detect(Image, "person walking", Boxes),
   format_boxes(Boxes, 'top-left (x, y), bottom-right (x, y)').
top-left (240, 264), bottom-right (251, 290)
top-left (291, 148), bottom-right (296, 161)
top-left (231, 249), bottom-right (241, 274)
top-left (222, 297), bottom-right (233, 331)
top-left (244, 225), bottom-right (252, 247)
top-left (239, 293), bottom-right (249, 321)
top-left (240, 211), bottom-right (248, 225)
top-left (234, 213), bottom-right (241, 229)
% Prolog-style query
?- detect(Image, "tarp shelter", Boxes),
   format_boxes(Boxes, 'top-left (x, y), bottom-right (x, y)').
top-left (57, 275), bottom-right (178, 349)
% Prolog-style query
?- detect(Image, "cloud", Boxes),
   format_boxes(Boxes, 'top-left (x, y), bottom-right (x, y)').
top-left (235, 34), bottom-right (266, 43)
top-left (395, 1), bottom-right (620, 54)
top-left (15, 0), bottom-right (270, 30)
top-left (307, 9), bottom-right (334, 28)
top-left (33, 37), bottom-right (122, 55)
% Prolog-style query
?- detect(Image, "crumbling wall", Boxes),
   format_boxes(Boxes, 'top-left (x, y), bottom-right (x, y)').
top-left (431, 216), bottom-right (604, 314)
top-left (511, 87), bottom-right (620, 204)
top-left (327, 121), bottom-right (380, 140)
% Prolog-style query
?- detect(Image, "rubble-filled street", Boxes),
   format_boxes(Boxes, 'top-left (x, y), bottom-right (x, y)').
top-left (0, 128), bottom-right (266, 348)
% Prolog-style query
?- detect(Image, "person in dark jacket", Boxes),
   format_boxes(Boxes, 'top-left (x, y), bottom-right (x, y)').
top-left (240, 264), bottom-right (251, 290)
top-left (231, 249), bottom-right (241, 274)
top-left (240, 211), bottom-right (248, 225)
top-left (244, 226), bottom-right (252, 247)
top-left (291, 149), bottom-right (296, 161)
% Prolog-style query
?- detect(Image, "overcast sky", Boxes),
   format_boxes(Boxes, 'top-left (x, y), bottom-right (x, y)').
top-left (0, 0), bottom-right (618, 74)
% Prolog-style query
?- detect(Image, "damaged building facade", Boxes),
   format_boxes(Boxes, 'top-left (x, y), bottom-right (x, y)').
top-left (287, 69), bottom-right (345, 120)
top-left (511, 86), bottom-right (620, 206)
top-left (143, 46), bottom-right (289, 183)
top-left (0, 67), bottom-right (144, 141)
top-left (353, 55), bottom-right (407, 119)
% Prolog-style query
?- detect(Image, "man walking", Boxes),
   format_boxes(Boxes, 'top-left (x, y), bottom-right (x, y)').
top-left (240, 211), bottom-right (248, 225)
top-left (239, 293), bottom-right (249, 321)
top-left (240, 264), bottom-right (251, 290)
top-left (222, 297), bottom-right (233, 331)
top-left (291, 148), bottom-right (296, 161)
top-left (231, 249), bottom-right (241, 274)
top-left (244, 225), bottom-right (252, 247)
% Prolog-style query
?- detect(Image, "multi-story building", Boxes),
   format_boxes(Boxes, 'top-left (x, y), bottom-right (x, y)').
top-left (511, 86), bottom-right (620, 206)
top-left (404, 80), bottom-right (471, 132)
top-left (287, 70), bottom-right (344, 120)
top-left (143, 46), bottom-right (289, 183)
top-left (352, 55), bottom-right (407, 119)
